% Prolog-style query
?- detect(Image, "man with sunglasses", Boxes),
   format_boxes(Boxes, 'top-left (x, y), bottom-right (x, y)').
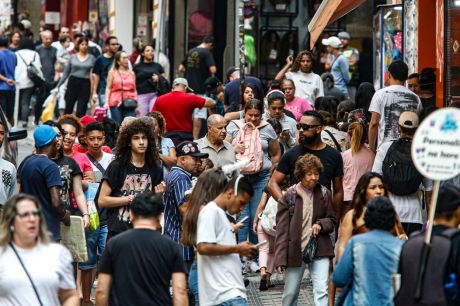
top-left (268, 110), bottom-right (344, 218)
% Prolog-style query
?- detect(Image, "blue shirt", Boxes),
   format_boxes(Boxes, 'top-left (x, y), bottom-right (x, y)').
top-left (93, 55), bottom-right (114, 95)
top-left (0, 49), bottom-right (17, 90)
top-left (19, 155), bottom-right (63, 240)
top-left (163, 166), bottom-right (193, 261)
top-left (333, 230), bottom-right (403, 306)
top-left (331, 54), bottom-right (350, 96)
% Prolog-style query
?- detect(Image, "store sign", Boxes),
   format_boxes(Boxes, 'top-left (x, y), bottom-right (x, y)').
top-left (45, 12), bottom-right (60, 25)
top-left (411, 108), bottom-right (460, 181)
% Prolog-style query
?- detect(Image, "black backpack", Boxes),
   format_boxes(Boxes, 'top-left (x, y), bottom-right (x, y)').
top-left (18, 52), bottom-right (45, 86)
top-left (395, 228), bottom-right (460, 306)
top-left (382, 138), bottom-right (423, 196)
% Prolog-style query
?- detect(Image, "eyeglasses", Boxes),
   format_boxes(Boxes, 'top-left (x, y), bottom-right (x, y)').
top-left (297, 123), bottom-right (320, 130)
top-left (17, 209), bottom-right (41, 219)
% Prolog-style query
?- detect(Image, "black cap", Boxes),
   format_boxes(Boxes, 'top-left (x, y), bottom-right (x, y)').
top-left (436, 183), bottom-right (460, 214)
top-left (176, 141), bottom-right (209, 158)
top-left (203, 35), bottom-right (214, 44)
top-left (204, 76), bottom-right (221, 90)
top-left (226, 66), bottom-right (240, 79)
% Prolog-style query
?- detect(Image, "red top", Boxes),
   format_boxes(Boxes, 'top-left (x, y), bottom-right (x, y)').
top-left (108, 70), bottom-right (137, 107)
top-left (152, 91), bottom-right (206, 133)
top-left (72, 143), bottom-right (112, 154)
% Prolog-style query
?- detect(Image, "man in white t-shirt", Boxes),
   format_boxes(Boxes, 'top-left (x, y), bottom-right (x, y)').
top-left (196, 175), bottom-right (257, 306)
top-left (368, 60), bottom-right (422, 152)
top-left (51, 27), bottom-right (75, 52)
top-left (275, 51), bottom-right (324, 106)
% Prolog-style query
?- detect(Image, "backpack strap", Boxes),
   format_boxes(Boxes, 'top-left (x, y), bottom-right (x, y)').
top-left (17, 52), bottom-right (29, 66)
top-left (323, 129), bottom-right (342, 152)
top-left (441, 228), bottom-right (460, 239)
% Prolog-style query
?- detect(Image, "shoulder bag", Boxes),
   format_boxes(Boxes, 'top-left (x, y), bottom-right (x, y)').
top-left (118, 70), bottom-right (137, 109)
top-left (9, 242), bottom-right (45, 306)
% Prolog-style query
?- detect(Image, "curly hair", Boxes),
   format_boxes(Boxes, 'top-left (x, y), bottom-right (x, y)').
top-left (351, 172), bottom-right (388, 227)
top-left (146, 111), bottom-right (167, 136)
top-left (294, 154), bottom-right (323, 180)
top-left (58, 114), bottom-right (82, 135)
top-left (291, 50), bottom-right (313, 72)
top-left (115, 119), bottom-right (159, 167)
top-left (364, 196), bottom-right (396, 231)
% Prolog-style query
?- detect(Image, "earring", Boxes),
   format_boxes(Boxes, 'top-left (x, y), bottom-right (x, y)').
top-left (10, 225), bottom-right (14, 232)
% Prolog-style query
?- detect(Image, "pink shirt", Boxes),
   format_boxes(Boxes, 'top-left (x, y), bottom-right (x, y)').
top-left (341, 146), bottom-right (375, 201)
top-left (70, 152), bottom-right (93, 173)
top-left (108, 70), bottom-right (137, 107)
top-left (285, 97), bottom-right (313, 122)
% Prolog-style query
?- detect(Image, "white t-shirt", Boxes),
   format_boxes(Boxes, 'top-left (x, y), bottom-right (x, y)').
top-left (0, 158), bottom-right (18, 206)
top-left (88, 152), bottom-right (114, 183)
top-left (372, 141), bottom-right (433, 223)
top-left (0, 242), bottom-right (75, 306)
top-left (368, 85), bottom-right (421, 149)
top-left (197, 201), bottom-right (246, 306)
top-left (286, 71), bottom-right (324, 106)
top-left (15, 50), bottom-right (43, 89)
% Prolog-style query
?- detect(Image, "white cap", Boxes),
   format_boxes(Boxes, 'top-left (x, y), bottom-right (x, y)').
top-left (322, 36), bottom-right (342, 49)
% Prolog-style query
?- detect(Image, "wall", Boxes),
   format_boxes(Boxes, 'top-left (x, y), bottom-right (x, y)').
top-left (417, 0), bottom-right (436, 72)
top-left (110, 0), bottom-right (134, 54)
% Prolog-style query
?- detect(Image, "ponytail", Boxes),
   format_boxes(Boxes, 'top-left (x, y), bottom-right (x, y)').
top-left (348, 122), bottom-right (365, 154)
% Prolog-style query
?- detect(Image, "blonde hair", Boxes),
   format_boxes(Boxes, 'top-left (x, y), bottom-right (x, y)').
top-left (348, 122), bottom-right (366, 154)
top-left (0, 194), bottom-right (50, 251)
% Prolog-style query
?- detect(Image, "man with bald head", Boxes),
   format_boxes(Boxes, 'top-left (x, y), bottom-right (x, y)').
top-left (36, 30), bottom-right (57, 124)
top-left (196, 114), bottom-right (236, 168)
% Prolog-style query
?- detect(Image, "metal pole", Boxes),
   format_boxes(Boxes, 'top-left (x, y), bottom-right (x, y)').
top-left (154, 0), bottom-right (162, 62)
top-left (239, 0), bottom-right (246, 106)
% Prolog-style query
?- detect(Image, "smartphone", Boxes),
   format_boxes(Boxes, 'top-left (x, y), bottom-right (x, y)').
top-left (282, 128), bottom-right (290, 135)
top-left (255, 240), bottom-right (268, 248)
top-left (238, 216), bottom-right (249, 224)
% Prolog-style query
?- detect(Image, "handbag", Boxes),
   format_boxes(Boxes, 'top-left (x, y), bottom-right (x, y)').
top-left (9, 242), bottom-right (45, 306)
top-left (301, 236), bottom-right (318, 264)
top-left (118, 70), bottom-right (137, 109)
top-left (261, 196), bottom-right (278, 237)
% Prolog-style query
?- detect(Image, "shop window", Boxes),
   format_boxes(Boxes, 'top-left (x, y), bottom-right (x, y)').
top-left (187, 0), bottom-right (214, 50)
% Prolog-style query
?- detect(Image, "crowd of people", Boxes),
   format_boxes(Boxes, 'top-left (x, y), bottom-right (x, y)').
top-left (0, 25), bottom-right (459, 306)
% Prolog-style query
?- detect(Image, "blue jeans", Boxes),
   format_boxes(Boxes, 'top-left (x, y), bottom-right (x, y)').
top-left (79, 228), bottom-right (99, 270)
top-left (188, 260), bottom-right (199, 306)
top-left (217, 297), bottom-right (248, 306)
top-left (237, 170), bottom-right (270, 246)
top-left (97, 225), bottom-right (108, 263)
top-left (110, 105), bottom-right (136, 125)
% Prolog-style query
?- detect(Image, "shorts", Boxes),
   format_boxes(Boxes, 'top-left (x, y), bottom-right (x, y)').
top-left (79, 227), bottom-right (99, 270)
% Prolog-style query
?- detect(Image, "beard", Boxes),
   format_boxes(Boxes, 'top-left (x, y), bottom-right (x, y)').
top-left (299, 135), bottom-right (318, 146)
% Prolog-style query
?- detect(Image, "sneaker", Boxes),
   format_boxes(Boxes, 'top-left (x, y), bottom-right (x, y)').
top-left (244, 278), bottom-right (250, 287)
top-left (259, 278), bottom-right (268, 291)
top-left (249, 261), bottom-right (260, 273)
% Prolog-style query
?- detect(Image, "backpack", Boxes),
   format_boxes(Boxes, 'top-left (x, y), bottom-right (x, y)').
top-left (18, 52), bottom-right (45, 86)
top-left (395, 228), bottom-right (460, 306)
top-left (232, 120), bottom-right (268, 174)
top-left (382, 138), bottom-right (423, 196)
top-left (261, 195), bottom-right (278, 236)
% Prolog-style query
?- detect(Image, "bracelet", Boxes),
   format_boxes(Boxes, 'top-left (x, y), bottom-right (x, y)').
top-left (83, 213), bottom-right (89, 217)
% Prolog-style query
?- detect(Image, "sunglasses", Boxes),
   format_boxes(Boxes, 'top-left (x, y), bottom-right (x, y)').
top-left (17, 209), bottom-right (41, 219)
top-left (296, 123), bottom-right (321, 130)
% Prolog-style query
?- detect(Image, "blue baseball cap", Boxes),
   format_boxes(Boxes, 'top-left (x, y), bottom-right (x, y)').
top-left (34, 125), bottom-right (58, 148)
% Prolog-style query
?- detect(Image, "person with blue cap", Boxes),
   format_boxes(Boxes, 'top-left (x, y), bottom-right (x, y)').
top-left (18, 125), bottom-right (70, 241)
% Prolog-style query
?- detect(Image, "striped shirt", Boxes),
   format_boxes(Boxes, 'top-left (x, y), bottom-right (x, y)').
top-left (164, 166), bottom-right (193, 261)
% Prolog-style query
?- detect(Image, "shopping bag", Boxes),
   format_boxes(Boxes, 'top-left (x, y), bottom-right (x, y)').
top-left (41, 93), bottom-right (57, 122)
top-left (85, 182), bottom-right (100, 232)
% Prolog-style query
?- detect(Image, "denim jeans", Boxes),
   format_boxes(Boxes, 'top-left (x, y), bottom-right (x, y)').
top-left (188, 260), bottom-right (199, 306)
top-left (237, 170), bottom-right (270, 247)
top-left (110, 105), bottom-right (136, 125)
top-left (79, 227), bottom-right (99, 270)
top-left (282, 258), bottom-right (329, 306)
top-left (97, 225), bottom-right (108, 263)
top-left (217, 297), bottom-right (248, 306)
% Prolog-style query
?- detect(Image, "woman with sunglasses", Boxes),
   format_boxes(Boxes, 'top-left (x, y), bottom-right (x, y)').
top-left (0, 194), bottom-right (79, 306)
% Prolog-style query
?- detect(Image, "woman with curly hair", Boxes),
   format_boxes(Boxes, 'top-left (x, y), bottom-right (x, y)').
top-left (97, 119), bottom-right (164, 237)
top-left (275, 50), bottom-right (324, 105)
top-left (337, 172), bottom-right (406, 260)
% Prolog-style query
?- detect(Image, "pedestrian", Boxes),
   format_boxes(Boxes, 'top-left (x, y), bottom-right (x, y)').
top-left (322, 36), bottom-right (350, 98)
top-left (195, 114), bottom-right (236, 168)
top-left (262, 90), bottom-right (298, 151)
top-left (224, 66), bottom-right (265, 113)
top-left (368, 60), bottom-right (421, 152)
top-left (97, 119), bottom-right (164, 237)
top-left (338, 32), bottom-right (360, 100)
top-left (341, 123), bottom-right (375, 212)
top-left (407, 72), bottom-right (420, 95)
top-left (318, 110), bottom-right (350, 152)
top-left (8, 30), bottom-right (21, 51)
top-left (178, 35), bottom-right (216, 95)
top-left (280, 79), bottom-right (313, 122)
top-left (0, 121), bottom-right (17, 212)
top-left (96, 193), bottom-right (188, 306)
top-left (15, 37), bottom-right (43, 127)
top-left (35, 30), bottom-right (57, 125)
top-left (348, 82), bottom-right (375, 127)
top-left (104, 51), bottom-right (137, 124)
top-left (333, 196), bottom-right (404, 306)
top-left (92, 36), bottom-right (119, 107)
top-left (18, 125), bottom-right (70, 241)
top-left (275, 154), bottom-right (336, 306)
top-left (0, 193), bottom-right (79, 306)
top-left (0, 35), bottom-right (17, 126)
top-left (226, 99), bottom-right (281, 271)
top-left (268, 110), bottom-right (343, 219)
top-left (56, 36), bottom-right (96, 118)
top-left (152, 78), bottom-right (215, 145)
top-left (224, 83), bottom-right (264, 121)
top-left (72, 115), bottom-right (112, 154)
top-left (51, 27), bottom-right (74, 52)
top-left (321, 72), bottom-right (346, 101)
top-left (196, 174), bottom-right (257, 306)
top-left (372, 112), bottom-right (432, 235)
top-left (204, 76), bottom-right (225, 116)
top-left (133, 44), bottom-right (166, 117)
top-left (164, 141), bottom-right (209, 270)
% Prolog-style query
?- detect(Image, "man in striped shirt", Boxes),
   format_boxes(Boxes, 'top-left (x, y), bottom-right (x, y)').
top-left (163, 141), bottom-right (208, 270)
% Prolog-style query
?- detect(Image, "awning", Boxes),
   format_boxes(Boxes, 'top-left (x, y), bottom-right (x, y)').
top-left (307, 0), bottom-right (366, 50)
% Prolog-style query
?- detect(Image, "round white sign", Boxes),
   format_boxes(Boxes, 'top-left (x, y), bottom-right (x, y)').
top-left (411, 107), bottom-right (460, 181)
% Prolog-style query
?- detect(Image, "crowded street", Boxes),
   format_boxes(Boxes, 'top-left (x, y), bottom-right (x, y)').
top-left (1, 0), bottom-right (460, 306)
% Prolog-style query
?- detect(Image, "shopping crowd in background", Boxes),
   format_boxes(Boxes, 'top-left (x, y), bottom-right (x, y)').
top-left (0, 21), bottom-right (459, 306)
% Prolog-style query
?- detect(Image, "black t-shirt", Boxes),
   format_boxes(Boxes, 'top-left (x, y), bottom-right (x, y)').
top-left (133, 62), bottom-right (164, 94)
top-left (54, 156), bottom-right (83, 214)
top-left (36, 45), bottom-right (57, 83)
top-left (183, 47), bottom-right (215, 94)
top-left (224, 76), bottom-right (265, 112)
top-left (93, 55), bottom-right (114, 94)
top-left (277, 144), bottom-right (343, 190)
top-left (101, 159), bottom-right (163, 234)
top-left (98, 228), bottom-right (186, 306)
